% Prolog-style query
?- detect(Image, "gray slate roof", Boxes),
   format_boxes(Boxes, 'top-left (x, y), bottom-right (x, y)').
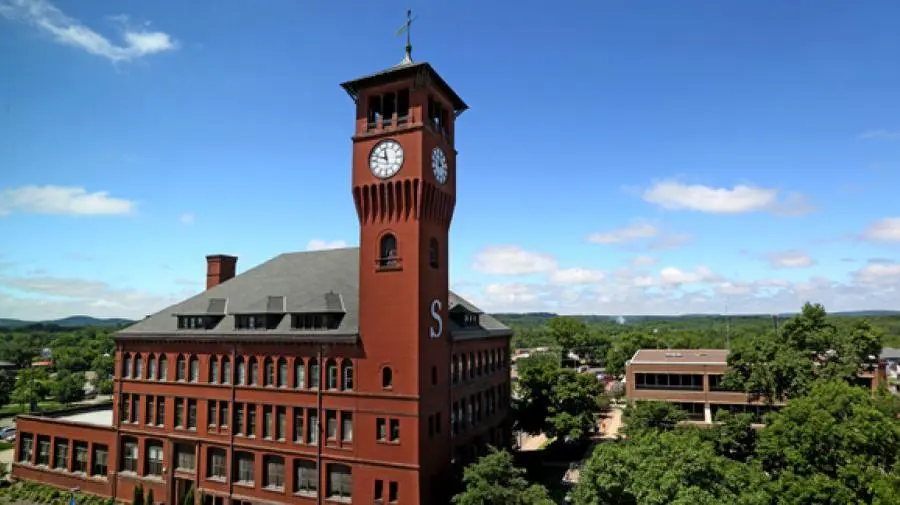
top-left (118, 247), bottom-right (509, 342)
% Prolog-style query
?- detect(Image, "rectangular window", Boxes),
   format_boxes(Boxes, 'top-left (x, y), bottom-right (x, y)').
top-left (294, 409), bottom-right (304, 443)
top-left (264, 456), bottom-right (285, 489)
top-left (120, 394), bottom-right (129, 422)
top-left (37, 437), bottom-right (50, 465)
top-left (73, 442), bottom-right (88, 473)
top-left (263, 406), bottom-right (273, 439)
top-left (326, 410), bottom-right (337, 440)
top-left (145, 396), bottom-right (153, 425)
top-left (295, 460), bottom-right (317, 496)
top-left (278, 360), bottom-right (288, 387)
top-left (295, 361), bottom-right (305, 389)
top-left (53, 438), bottom-right (68, 469)
top-left (121, 440), bottom-right (138, 473)
top-left (248, 406), bottom-right (257, 437)
top-left (376, 418), bottom-right (386, 441)
top-left (234, 403), bottom-right (244, 435)
top-left (92, 445), bottom-right (108, 477)
top-left (327, 464), bottom-right (352, 500)
top-left (208, 401), bottom-right (217, 428)
top-left (18, 434), bottom-right (33, 463)
top-left (309, 361), bottom-right (320, 389)
top-left (389, 419), bottom-right (400, 442)
top-left (308, 410), bottom-right (318, 445)
top-left (146, 442), bottom-right (163, 476)
top-left (375, 480), bottom-right (384, 503)
top-left (175, 398), bottom-right (184, 428)
top-left (342, 412), bottom-right (353, 442)
top-left (188, 399), bottom-right (197, 429)
top-left (131, 395), bottom-right (139, 423)
top-left (219, 402), bottom-right (228, 428)
top-left (234, 452), bottom-right (254, 485)
top-left (277, 407), bottom-right (286, 440)
top-left (389, 481), bottom-right (398, 502)
top-left (175, 443), bottom-right (195, 471)
top-left (208, 448), bottom-right (227, 479)
top-left (265, 360), bottom-right (274, 386)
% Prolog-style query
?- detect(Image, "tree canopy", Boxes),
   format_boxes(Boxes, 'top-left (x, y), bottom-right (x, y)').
top-left (452, 448), bottom-right (554, 505)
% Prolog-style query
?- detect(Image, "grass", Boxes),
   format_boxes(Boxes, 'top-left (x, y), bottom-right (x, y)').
top-left (0, 402), bottom-right (64, 418)
top-left (0, 442), bottom-right (12, 451)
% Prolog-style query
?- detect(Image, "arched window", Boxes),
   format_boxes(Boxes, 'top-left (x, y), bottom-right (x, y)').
top-left (264, 358), bottom-right (275, 386)
top-left (378, 233), bottom-right (399, 267)
top-left (189, 355), bottom-right (199, 382)
top-left (236, 357), bottom-right (246, 385)
top-left (122, 353), bottom-right (132, 378)
top-left (341, 360), bottom-right (353, 391)
top-left (209, 356), bottom-right (219, 384)
top-left (382, 367), bottom-right (393, 389)
top-left (326, 360), bottom-right (338, 390)
top-left (176, 355), bottom-right (186, 381)
top-left (277, 358), bottom-right (287, 388)
top-left (294, 359), bottom-right (306, 389)
top-left (158, 354), bottom-right (167, 381)
top-left (308, 358), bottom-right (320, 389)
top-left (248, 357), bottom-right (259, 386)
top-left (477, 352), bottom-right (483, 376)
top-left (451, 355), bottom-right (459, 384)
top-left (134, 354), bottom-right (143, 379)
top-left (148, 354), bottom-right (157, 381)
top-left (468, 352), bottom-right (475, 379)
top-left (429, 237), bottom-right (439, 268)
top-left (221, 356), bottom-right (231, 384)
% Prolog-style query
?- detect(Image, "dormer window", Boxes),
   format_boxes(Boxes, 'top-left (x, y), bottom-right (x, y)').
top-left (291, 313), bottom-right (341, 331)
top-left (377, 234), bottom-right (400, 270)
top-left (451, 311), bottom-right (480, 328)
top-left (178, 315), bottom-right (215, 330)
top-left (236, 314), bottom-right (278, 330)
top-left (464, 314), bottom-right (479, 327)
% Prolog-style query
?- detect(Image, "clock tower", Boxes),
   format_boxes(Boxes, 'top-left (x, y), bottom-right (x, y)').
top-left (341, 47), bottom-right (467, 502)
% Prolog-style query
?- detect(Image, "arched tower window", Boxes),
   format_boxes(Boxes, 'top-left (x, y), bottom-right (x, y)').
top-left (429, 237), bottom-right (439, 268)
top-left (158, 354), bottom-right (168, 381)
top-left (341, 360), bottom-right (353, 391)
top-left (382, 367), bottom-right (393, 389)
top-left (378, 233), bottom-right (399, 268)
top-left (209, 356), bottom-right (219, 384)
top-left (122, 353), bottom-right (132, 379)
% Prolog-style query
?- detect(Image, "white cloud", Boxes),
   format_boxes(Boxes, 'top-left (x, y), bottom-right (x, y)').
top-left (588, 221), bottom-right (659, 244)
top-left (648, 233), bottom-right (692, 251)
top-left (861, 217), bottom-right (900, 242)
top-left (180, 213), bottom-right (195, 226)
top-left (642, 180), bottom-right (812, 215)
top-left (657, 265), bottom-right (719, 286)
top-left (471, 245), bottom-right (557, 275)
top-left (630, 256), bottom-right (658, 267)
top-left (765, 251), bottom-right (816, 269)
top-left (0, 273), bottom-right (191, 320)
top-left (549, 268), bottom-right (605, 285)
top-left (858, 130), bottom-right (900, 141)
top-left (306, 239), bottom-right (348, 251)
top-left (0, 185), bottom-right (134, 216)
top-left (0, 0), bottom-right (176, 62)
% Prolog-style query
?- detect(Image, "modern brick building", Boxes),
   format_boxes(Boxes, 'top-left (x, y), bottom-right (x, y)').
top-left (625, 348), bottom-right (886, 424)
top-left (13, 54), bottom-right (512, 505)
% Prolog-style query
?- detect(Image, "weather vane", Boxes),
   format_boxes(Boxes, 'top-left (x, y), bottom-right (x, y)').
top-left (396, 9), bottom-right (417, 64)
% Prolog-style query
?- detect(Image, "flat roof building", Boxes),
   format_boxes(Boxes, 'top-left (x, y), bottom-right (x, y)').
top-left (625, 348), bottom-right (885, 424)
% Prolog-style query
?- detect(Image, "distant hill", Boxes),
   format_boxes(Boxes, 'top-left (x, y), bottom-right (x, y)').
top-left (493, 310), bottom-right (900, 326)
top-left (0, 316), bottom-right (135, 329)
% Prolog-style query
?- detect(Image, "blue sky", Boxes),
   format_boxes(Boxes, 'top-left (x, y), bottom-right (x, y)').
top-left (1, 0), bottom-right (898, 320)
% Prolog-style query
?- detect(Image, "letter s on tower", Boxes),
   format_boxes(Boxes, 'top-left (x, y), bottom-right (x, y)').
top-left (429, 299), bottom-right (443, 339)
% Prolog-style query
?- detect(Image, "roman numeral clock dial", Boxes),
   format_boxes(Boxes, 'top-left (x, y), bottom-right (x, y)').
top-left (431, 147), bottom-right (448, 185)
top-left (369, 139), bottom-right (404, 179)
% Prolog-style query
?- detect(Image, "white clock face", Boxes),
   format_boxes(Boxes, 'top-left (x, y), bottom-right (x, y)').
top-left (369, 140), bottom-right (404, 179)
top-left (431, 147), bottom-right (448, 185)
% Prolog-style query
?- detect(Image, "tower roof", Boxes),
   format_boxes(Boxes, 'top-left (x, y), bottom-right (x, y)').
top-left (340, 61), bottom-right (468, 115)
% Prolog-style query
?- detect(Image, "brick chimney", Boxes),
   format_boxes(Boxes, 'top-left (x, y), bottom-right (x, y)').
top-left (206, 254), bottom-right (238, 290)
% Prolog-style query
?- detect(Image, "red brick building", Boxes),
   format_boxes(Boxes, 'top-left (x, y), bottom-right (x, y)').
top-left (13, 55), bottom-right (512, 505)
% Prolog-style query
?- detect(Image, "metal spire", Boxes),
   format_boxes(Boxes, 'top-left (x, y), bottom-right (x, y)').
top-left (396, 9), bottom-right (417, 65)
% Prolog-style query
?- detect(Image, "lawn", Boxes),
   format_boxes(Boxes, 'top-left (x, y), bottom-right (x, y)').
top-left (0, 402), bottom-right (64, 418)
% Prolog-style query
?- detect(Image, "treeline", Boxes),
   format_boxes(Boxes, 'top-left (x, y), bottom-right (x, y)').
top-left (498, 311), bottom-right (900, 356)
top-left (0, 325), bottom-right (121, 411)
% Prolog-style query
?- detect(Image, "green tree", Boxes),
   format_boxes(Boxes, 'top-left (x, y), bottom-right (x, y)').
top-left (546, 369), bottom-right (606, 444)
top-left (621, 401), bottom-right (687, 435)
top-left (452, 448), bottom-right (554, 505)
top-left (605, 332), bottom-right (666, 377)
top-left (701, 410), bottom-right (757, 462)
top-left (145, 489), bottom-right (155, 505)
top-left (0, 369), bottom-right (15, 406)
top-left (573, 429), bottom-right (769, 505)
top-left (755, 380), bottom-right (900, 504)
top-left (51, 370), bottom-right (85, 404)
top-left (513, 353), bottom-right (561, 434)
top-left (11, 367), bottom-right (50, 409)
